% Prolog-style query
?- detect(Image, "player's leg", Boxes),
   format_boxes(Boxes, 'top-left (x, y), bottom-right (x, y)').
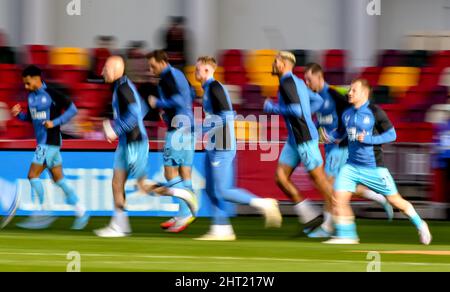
top-left (323, 164), bottom-right (360, 244)
top-left (27, 163), bottom-right (46, 206)
top-left (94, 145), bottom-right (130, 237)
top-left (163, 165), bottom-right (196, 232)
top-left (300, 140), bottom-right (333, 233)
top-left (385, 194), bottom-right (431, 245)
top-left (27, 144), bottom-right (48, 206)
top-left (49, 165), bottom-right (89, 230)
top-left (195, 152), bottom-right (235, 241)
top-left (275, 143), bottom-right (320, 225)
top-left (360, 167), bottom-right (432, 245)
top-left (158, 131), bottom-right (194, 228)
top-left (16, 162), bottom-right (53, 230)
top-left (355, 185), bottom-right (393, 220)
top-left (212, 150), bottom-right (282, 228)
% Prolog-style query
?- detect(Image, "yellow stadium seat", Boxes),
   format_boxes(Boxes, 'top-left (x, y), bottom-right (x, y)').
top-left (184, 65), bottom-right (225, 97)
top-left (378, 67), bottom-right (420, 97)
top-left (50, 47), bottom-right (90, 68)
top-left (245, 49), bottom-right (277, 71)
top-left (235, 121), bottom-right (258, 141)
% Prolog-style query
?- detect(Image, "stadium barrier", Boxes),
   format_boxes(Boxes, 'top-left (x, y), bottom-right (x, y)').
top-left (0, 140), bottom-right (446, 219)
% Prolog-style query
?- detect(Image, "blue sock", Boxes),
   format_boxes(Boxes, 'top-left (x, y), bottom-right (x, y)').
top-left (30, 178), bottom-right (44, 205)
top-left (167, 177), bottom-right (192, 218)
top-left (183, 179), bottom-right (193, 192)
top-left (409, 214), bottom-right (423, 229)
top-left (221, 188), bottom-right (256, 205)
top-left (56, 179), bottom-right (79, 206)
top-left (405, 204), bottom-right (424, 229)
top-left (335, 223), bottom-right (358, 239)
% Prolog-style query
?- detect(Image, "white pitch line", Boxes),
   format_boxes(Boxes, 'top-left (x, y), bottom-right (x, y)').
top-left (0, 250), bottom-right (449, 268)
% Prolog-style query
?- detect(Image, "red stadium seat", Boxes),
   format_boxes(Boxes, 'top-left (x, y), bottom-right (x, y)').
top-left (71, 83), bottom-right (111, 116)
top-left (92, 48), bottom-right (111, 77)
top-left (430, 50), bottom-right (450, 70)
top-left (0, 83), bottom-right (20, 103)
top-left (223, 66), bottom-right (248, 85)
top-left (220, 50), bottom-right (245, 68)
top-left (379, 104), bottom-right (406, 124)
top-left (395, 122), bottom-right (433, 143)
top-left (293, 67), bottom-right (305, 79)
top-left (324, 49), bottom-right (345, 69)
top-left (359, 67), bottom-right (381, 87)
top-left (48, 65), bottom-right (88, 85)
top-left (5, 119), bottom-right (34, 139)
top-left (402, 86), bottom-right (428, 106)
top-left (417, 67), bottom-right (441, 90)
top-left (0, 64), bottom-right (22, 85)
top-left (25, 45), bottom-right (50, 66)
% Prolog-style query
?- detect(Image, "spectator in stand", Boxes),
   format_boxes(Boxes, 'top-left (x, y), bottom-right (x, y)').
top-left (163, 16), bottom-right (187, 70)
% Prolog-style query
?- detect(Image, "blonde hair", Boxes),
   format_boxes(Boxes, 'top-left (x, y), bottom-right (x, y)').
top-left (277, 51), bottom-right (296, 66)
top-left (197, 56), bottom-right (218, 70)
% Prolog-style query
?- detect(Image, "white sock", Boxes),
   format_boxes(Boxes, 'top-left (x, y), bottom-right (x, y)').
top-left (333, 216), bottom-right (355, 225)
top-left (404, 202), bottom-right (418, 218)
top-left (294, 200), bottom-right (320, 224)
top-left (360, 189), bottom-right (387, 206)
top-left (112, 208), bottom-right (130, 233)
top-left (250, 198), bottom-right (270, 210)
top-left (321, 211), bottom-right (334, 233)
top-left (211, 225), bottom-right (235, 236)
top-left (74, 204), bottom-right (85, 217)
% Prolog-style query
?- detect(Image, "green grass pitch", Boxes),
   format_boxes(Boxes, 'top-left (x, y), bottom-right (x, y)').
top-left (0, 216), bottom-right (449, 272)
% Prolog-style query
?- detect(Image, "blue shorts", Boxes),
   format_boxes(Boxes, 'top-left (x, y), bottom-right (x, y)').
top-left (114, 141), bottom-right (149, 179)
top-left (335, 164), bottom-right (398, 196)
top-left (325, 147), bottom-right (349, 178)
top-left (163, 130), bottom-right (195, 167)
top-left (32, 145), bottom-right (63, 169)
top-left (279, 140), bottom-right (323, 172)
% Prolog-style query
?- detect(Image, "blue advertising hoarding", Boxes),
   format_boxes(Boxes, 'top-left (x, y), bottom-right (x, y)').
top-left (0, 150), bottom-right (235, 217)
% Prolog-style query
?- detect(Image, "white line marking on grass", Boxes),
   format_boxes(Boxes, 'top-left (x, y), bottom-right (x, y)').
top-left (0, 250), bottom-right (449, 268)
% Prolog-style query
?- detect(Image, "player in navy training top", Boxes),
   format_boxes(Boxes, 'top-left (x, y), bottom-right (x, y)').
top-left (11, 65), bottom-right (89, 230)
top-left (322, 78), bottom-right (432, 245)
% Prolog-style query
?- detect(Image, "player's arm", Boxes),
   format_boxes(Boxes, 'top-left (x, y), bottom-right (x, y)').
top-left (153, 77), bottom-right (185, 110)
top-left (203, 81), bottom-right (232, 133)
top-left (12, 104), bottom-right (32, 122)
top-left (264, 78), bottom-right (303, 117)
top-left (361, 107), bottom-right (397, 145)
top-left (111, 84), bottom-right (140, 136)
top-left (321, 127), bottom-right (347, 144)
top-left (50, 90), bottom-right (78, 127)
top-left (309, 89), bottom-right (324, 114)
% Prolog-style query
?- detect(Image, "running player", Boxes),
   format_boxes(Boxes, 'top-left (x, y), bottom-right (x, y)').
top-left (194, 56), bottom-right (282, 241)
top-left (94, 56), bottom-right (150, 237)
top-left (146, 50), bottom-right (196, 233)
top-left (263, 52), bottom-right (333, 232)
top-left (304, 63), bottom-right (393, 238)
top-left (11, 65), bottom-right (89, 230)
top-left (322, 79), bottom-right (432, 245)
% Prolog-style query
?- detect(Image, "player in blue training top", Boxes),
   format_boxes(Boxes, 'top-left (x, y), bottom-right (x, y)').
top-left (303, 63), bottom-right (393, 238)
top-left (263, 51), bottom-right (334, 233)
top-left (322, 78), bottom-right (432, 245)
top-left (94, 56), bottom-right (150, 237)
top-left (194, 56), bottom-right (282, 241)
top-left (146, 50), bottom-right (197, 233)
top-left (11, 65), bottom-right (89, 230)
